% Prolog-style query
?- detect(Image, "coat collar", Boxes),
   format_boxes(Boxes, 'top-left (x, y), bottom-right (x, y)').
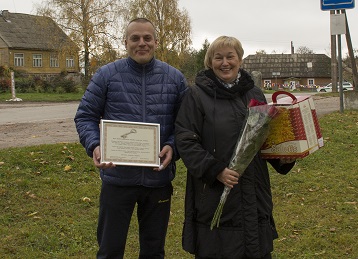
top-left (195, 68), bottom-right (255, 99)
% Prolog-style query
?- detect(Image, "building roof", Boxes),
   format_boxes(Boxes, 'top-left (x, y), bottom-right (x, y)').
top-left (0, 10), bottom-right (76, 51)
top-left (242, 53), bottom-right (331, 78)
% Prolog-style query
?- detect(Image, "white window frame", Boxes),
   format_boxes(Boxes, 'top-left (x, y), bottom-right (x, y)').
top-left (50, 53), bottom-right (59, 68)
top-left (66, 56), bottom-right (74, 68)
top-left (308, 79), bottom-right (315, 86)
top-left (14, 53), bottom-right (24, 67)
top-left (33, 54), bottom-right (42, 67)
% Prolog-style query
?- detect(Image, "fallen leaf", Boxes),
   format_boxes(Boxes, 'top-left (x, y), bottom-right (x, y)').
top-left (82, 197), bottom-right (91, 202)
top-left (27, 211), bottom-right (38, 217)
top-left (64, 165), bottom-right (72, 171)
top-left (25, 191), bottom-right (37, 199)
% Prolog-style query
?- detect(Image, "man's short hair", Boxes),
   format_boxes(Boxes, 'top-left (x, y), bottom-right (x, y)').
top-left (126, 18), bottom-right (157, 39)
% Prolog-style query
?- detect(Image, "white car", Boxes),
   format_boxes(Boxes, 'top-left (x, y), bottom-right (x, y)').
top-left (317, 82), bottom-right (354, 92)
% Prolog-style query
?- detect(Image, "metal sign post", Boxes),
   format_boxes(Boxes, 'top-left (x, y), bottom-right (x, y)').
top-left (330, 12), bottom-right (346, 112)
top-left (321, 0), bottom-right (355, 113)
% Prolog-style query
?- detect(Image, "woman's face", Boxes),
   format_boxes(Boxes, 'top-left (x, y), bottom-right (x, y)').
top-left (211, 46), bottom-right (242, 83)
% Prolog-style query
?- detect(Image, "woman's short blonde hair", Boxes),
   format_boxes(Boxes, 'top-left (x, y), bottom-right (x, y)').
top-left (204, 36), bottom-right (244, 69)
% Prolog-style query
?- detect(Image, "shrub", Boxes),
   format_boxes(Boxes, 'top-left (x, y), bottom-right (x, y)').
top-left (9, 70), bottom-right (80, 93)
top-left (14, 77), bottom-right (36, 93)
top-left (50, 75), bottom-right (77, 93)
top-left (0, 78), bottom-right (11, 93)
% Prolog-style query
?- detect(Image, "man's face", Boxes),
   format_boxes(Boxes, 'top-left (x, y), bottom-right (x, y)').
top-left (125, 22), bottom-right (158, 64)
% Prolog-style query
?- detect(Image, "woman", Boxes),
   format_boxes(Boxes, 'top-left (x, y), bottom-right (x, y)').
top-left (175, 36), bottom-right (295, 259)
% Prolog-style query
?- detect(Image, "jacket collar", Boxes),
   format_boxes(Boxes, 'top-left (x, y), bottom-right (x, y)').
top-left (127, 56), bottom-right (156, 72)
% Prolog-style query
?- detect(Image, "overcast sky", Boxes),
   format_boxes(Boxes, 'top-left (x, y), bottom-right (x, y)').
top-left (2, 0), bottom-right (358, 57)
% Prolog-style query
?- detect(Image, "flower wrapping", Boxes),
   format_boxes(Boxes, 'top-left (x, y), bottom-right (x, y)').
top-left (210, 99), bottom-right (278, 230)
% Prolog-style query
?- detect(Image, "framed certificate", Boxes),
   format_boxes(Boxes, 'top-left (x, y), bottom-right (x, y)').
top-left (100, 120), bottom-right (160, 167)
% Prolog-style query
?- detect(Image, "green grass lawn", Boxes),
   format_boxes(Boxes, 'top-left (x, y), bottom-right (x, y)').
top-left (0, 110), bottom-right (357, 258)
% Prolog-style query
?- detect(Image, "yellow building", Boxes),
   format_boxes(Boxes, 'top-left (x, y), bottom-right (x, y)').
top-left (0, 10), bottom-right (79, 78)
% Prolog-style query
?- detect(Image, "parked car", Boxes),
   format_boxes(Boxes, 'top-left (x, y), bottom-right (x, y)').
top-left (317, 82), bottom-right (354, 92)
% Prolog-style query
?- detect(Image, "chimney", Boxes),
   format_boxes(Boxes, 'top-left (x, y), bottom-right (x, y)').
top-left (291, 41), bottom-right (294, 54)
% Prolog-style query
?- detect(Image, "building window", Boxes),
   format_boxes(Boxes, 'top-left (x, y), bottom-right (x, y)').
top-left (33, 54), bottom-right (42, 67)
top-left (14, 53), bottom-right (24, 67)
top-left (264, 80), bottom-right (272, 90)
top-left (66, 56), bottom-right (74, 68)
top-left (308, 79), bottom-right (315, 86)
top-left (50, 54), bottom-right (59, 67)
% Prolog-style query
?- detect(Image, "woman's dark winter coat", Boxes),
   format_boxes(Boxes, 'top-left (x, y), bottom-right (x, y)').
top-left (175, 69), bottom-right (295, 258)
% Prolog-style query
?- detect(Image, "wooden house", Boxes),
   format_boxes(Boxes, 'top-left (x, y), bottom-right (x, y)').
top-left (0, 10), bottom-right (79, 78)
top-left (242, 53), bottom-right (331, 91)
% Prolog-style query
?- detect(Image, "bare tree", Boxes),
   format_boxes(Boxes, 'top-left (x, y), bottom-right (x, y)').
top-left (255, 50), bottom-right (267, 55)
top-left (36, 0), bottom-right (123, 79)
top-left (122, 0), bottom-right (192, 68)
top-left (296, 46), bottom-right (314, 54)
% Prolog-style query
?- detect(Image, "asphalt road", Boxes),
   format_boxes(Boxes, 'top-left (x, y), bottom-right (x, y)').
top-left (0, 93), bottom-right (321, 125)
top-left (0, 102), bottom-right (79, 124)
top-left (0, 94), bottom-right (339, 149)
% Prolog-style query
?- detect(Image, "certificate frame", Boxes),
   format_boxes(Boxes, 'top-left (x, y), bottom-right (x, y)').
top-left (100, 120), bottom-right (160, 167)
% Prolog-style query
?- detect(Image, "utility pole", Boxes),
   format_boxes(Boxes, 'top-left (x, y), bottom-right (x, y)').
top-left (342, 10), bottom-right (358, 91)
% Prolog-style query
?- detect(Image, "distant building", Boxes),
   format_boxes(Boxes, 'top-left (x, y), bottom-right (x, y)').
top-left (0, 10), bottom-right (80, 78)
top-left (242, 53), bottom-right (331, 90)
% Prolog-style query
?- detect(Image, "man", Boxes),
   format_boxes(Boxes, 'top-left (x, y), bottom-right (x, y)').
top-left (74, 18), bottom-right (187, 258)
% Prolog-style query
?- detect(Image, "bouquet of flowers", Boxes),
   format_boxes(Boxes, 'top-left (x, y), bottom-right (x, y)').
top-left (210, 99), bottom-right (279, 230)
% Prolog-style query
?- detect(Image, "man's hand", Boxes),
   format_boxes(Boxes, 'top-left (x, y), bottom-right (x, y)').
top-left (154, 145), bottom-right (173, 171)
top-left (217, 168), bottom-right (241, 188)
top-left (92, 146), bottom-right (115, 169)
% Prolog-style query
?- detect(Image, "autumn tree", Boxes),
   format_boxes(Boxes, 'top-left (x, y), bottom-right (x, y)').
top-left (89, 40), bottom-right (120, 75)
top-left (177, 39), bottom-right (210, 85)
top-left (36, 0), bottom-right (122, 79)
top-left (122, 0), bottom-right (192, 69)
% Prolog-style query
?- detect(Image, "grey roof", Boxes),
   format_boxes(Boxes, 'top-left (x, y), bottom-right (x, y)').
top-left (242, 53), bottom-right (331, 78)
top-left (0, 10), bottom-right (76, 51)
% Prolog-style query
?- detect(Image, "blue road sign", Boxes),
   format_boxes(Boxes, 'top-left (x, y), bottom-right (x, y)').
top-left (321, 0), bottom-right (355, 10)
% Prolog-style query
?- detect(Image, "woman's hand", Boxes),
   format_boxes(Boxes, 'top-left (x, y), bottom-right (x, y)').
top-left (217, 168), bottom-right (241, 188)
top-left (279, 158), bottom-right (296, 165)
